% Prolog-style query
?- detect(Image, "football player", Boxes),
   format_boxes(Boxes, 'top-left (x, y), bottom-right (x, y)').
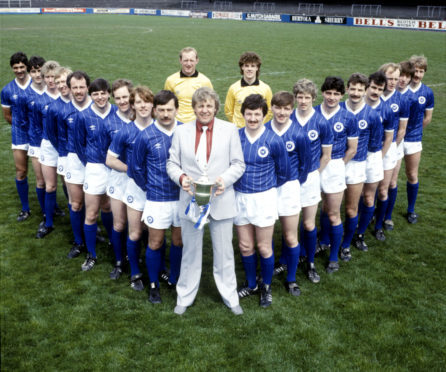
top-left (403, 55), bottom-right (434, 224)
top-left (104, 79), bottom-right (134, 280)
top-left (73, 78), bottom-right (121, 272)
top-left (106, 86), bottom-right (154, 288)
top-left (235, 94), bottom-right (290, 307)
top-left (1, 52), bottom-right (32, 221)
top-left (352, 71), bottom-right (390, 249)
top-left (224, 51), bottom-right (273, 127)
top-left (132, 90), bottom-right (183, 304)
top-left (374, 63), bottom-right (410, 239)
top-left (291, 79), bottom-right (333, 283)
top-left (266, 91), bottom-right (310, 296)
top-left (164, 47), bottom-right (213, 123)
top-left (316, 77), bottom-right (358, 272)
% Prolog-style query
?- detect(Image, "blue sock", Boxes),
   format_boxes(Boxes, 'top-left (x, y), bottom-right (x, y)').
top-left (44, 191), bottom-right (57, 228)
top-left (299, 222), bottom-right (307, 258)
top-left (385, 186), bottom-right (398, 221)
top-left (341, 215), bottom-right (358, 249)
top-left (36, 187), bottom-right (45, 214)
top-left (100, 211), bottom-right (113, 241)
top-left (357, 204), bottom-right (375, 235)
top-left (260, 254), bottom-right (275, 286)
top-left (286, 244), bottom-right (300, 283)
top-left (84, 223), bottom-right (97, 258)
top-left (69, 206), bottom-right (84, 245)
top-left (16, 178), bottom-right (29, 211)
top-left (319, 211), bottom-right (331, 245)
top-left (169, 243), bottom-right (183, 284)
top-left (160, 237), bottom-right (167, 272)
top-left (407, 181), bottom-right (419, 213)
top-left (375, 198), bottom-right (389, 230)
top-left (329, 223), bottom-right (343, 262)
top-left (127, 237), bottom-right (141, 277)
top-left (146, 245), bottom-right (161, 286)
top-left (304, 227), bottom-right (317, 264)
top-left (241, 253), bottom-right (257, 289)
top-left (111, 228), bottom-right (123, 263)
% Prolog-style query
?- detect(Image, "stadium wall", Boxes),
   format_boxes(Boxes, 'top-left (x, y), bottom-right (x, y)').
top-left (1, 6), bottom-right (444, 31)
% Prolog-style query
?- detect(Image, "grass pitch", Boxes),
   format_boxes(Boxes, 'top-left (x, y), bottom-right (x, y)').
top-left (1, 14), bottom-right (446, 370)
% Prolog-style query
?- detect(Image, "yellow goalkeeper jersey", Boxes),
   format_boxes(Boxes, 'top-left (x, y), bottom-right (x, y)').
top-left (224, 78), bottom-right (273, 128)
top-left (164, 70), bottom-right (213, 123)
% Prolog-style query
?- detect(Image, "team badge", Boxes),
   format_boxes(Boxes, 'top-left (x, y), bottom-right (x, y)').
top-left (146, 216), bottom-right (154, 224)
top-left (308, 130), bottom-right (318, 141)
top-left (358, 120), bottom-right (368, 130)
top-left (109, 186), bottom-right (114, 194)
top-left (258, 146), bottom-right (269, 158)
top-left (285, 141), bottom-right (295, 152)
top-left (127, 195), bottom-right (134, 203)
top-left (58, 165), bottom-right (63, 172)
top-left (29, 149), bottom-right (35, 155)
top-left (334, 122), bottom-right (344, 133)
top-left (66, 172), bottom-right (71, 179)
top-left (13, 94), bottom-right (18, 100)
top-left (40, 155), bottom-right (45, 162)
top-left (84, 183), bottom-right (88, 190)
top-left (390, 103), bottom-right (399, 112)
top-left (418, 96), bottom-right (426, 104)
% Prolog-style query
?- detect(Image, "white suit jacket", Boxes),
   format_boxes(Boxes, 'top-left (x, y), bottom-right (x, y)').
top-left (167, 118), bottom-right (245, 220)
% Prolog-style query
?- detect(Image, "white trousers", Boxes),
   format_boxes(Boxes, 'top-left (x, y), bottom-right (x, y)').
top-left (176, 217), bottom-right (239, 309)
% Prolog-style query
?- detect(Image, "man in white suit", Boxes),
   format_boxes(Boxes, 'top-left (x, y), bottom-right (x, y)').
top-left (167, 87), bottom-right (245, 315)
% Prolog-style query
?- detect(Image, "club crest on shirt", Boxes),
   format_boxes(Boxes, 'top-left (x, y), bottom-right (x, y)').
top-left (418, 96), bottom-right (426, 104)
top-left (390, 103), bottom-right (399, 112)
top-left (308, 129), bottom-right (318, 141)
top-left (258, 146), bottom-right (269, 158)
top-left (358, 120), bottom-right (368, 130)
top-left (334, 122), bottom-right (344, 133)
top-left (285, 141), bottom-right (295, 152)
top-left (13, 94), bottom-right (18, 100)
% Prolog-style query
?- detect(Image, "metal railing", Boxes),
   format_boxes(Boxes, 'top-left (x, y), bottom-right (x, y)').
top-left (297, 3), bottom-right (324, 15)
top-left (351, 4), bottom-right (381, 17)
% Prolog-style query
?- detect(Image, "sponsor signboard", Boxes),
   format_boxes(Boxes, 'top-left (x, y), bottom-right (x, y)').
top-left (211, 11), bottom-right (243, 20)
top-left (134, 8), bottom-right (157, 15)
top-left (160, 9), bottom-right (190, 17)
top-left (93, 8), bottom-right (130, 14)
top-left (290, 15), bottom-right (346, 24)
top-left (354, 17), bottom-right (445, 30)
top-left (190, 11), bottom-right (208, 18)
top-left (0, 7), bottom-right (40, 13)
top-left (246, 13), bottom-right (281, 22)
top-left (42, 8), bottom-right (86, 13)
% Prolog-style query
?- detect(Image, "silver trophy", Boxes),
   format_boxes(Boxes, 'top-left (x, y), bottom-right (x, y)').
top-left (193, 175), bottom-right (216, 206)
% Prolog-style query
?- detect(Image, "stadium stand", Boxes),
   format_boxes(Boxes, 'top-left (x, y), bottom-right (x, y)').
top-left (3, 0), bottom-right (445, 19)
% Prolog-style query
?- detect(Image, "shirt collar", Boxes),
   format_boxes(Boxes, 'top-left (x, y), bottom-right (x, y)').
top-left (180, 70), bottom-right (199, 78)
top-left (241, 78), bottom-right (260, 87)
top-left (196, 118), bottom-right (214, 131)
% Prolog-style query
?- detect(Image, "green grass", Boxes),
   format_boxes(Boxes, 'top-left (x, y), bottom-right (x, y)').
top-left (1, 14), bottom-right (446, 371)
